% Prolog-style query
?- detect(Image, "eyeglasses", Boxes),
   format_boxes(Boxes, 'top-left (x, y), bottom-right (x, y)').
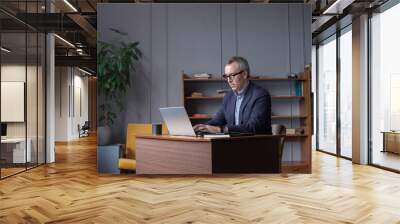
top-left (222, 70), bottom-right (244, 80)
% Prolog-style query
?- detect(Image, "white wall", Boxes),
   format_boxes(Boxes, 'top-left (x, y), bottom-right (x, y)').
top-left (55, 67), bottom-right (89, 141)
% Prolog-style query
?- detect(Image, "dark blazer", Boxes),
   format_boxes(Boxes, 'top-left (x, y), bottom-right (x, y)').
top-left (207, 82), bottom-right (272, 134)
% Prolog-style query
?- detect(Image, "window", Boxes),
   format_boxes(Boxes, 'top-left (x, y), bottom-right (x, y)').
top-left (339, 28), bottom-right (352, 158)
top-left (370, 3), bottom-right (400, 171)
top-left (317, 36), bottom-right (337, 154)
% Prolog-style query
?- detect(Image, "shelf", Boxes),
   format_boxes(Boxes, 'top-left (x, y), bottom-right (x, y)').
top-left (250, 77), bottom-right (306, 81)
top-left (183, 78), bottom-right (223, 82)
top-left (190, 115), bottom-right (308, 120)
top-left (185, 96), bottom-right (304, 100)
top-left (271, 96), bottom-right (304, 100)
top-left (185, 96), bottom-right (223, 100)
top-left (183, 77), bottom-right (306, 82)
top-left (281, 161), bottom-right (310, 173)
top-left (285, 134), bottom-right (308, 138)
top-left (272, 115), bottom-right (307, 119)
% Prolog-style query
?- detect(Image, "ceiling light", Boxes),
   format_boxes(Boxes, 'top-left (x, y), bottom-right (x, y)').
top-left (1, 47), bottom-right (11, 53)
top-left (54, 34), bottom-right (75, 48)
top-left (78, 67), bottom-right (93, 76)
top-left (63, 0), bottom-right (78, 12)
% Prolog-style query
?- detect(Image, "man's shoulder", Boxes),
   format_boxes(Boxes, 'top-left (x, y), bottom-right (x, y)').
top-left (249, 82), bottom-right (269, 97)
top-left (222, 90), bottom-right (235, 102)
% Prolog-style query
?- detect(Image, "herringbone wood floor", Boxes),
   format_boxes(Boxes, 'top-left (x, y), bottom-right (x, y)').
top-left (1, 135), bottom-right (400, 224)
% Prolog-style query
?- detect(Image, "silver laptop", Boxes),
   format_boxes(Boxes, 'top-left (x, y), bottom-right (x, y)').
top-left (159, 107), bottom-right (196, 136)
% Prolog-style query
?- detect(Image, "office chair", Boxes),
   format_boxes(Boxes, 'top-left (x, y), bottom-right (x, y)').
top-left (119, 123), bottom-right (168, 172)
top-left (78, 121), bottom-right (90, 138)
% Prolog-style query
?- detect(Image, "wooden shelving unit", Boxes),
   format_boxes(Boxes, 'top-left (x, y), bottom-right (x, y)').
top-left (185, 96), bottom-right (223, 100)
top-left (190, 115), bottom-right (307, 120)
top-left (271, 96), bottom-right (304, 100)
top-left (281, 161), bottom-right (309, 173)
top-left (183, 76), bottom-right (307, 82)
top-left (185, 96), bottom-right (304, 100)
top-left (182, 67), bottom-right (312, 173)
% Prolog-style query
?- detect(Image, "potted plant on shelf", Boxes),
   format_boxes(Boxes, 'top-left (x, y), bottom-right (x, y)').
top-left (97, 28), bottom-right (142, 145)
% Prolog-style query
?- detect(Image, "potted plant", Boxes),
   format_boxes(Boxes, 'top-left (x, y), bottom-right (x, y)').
top-left (97, 28), bottom-right (142, 145)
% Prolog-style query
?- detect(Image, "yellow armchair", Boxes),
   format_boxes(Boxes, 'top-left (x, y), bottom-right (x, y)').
top-left (118, 123), bottom-right (168, 171)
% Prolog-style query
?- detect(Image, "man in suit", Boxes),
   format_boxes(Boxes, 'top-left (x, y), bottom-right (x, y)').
top-left (194, 56), bottom-right (272, 134)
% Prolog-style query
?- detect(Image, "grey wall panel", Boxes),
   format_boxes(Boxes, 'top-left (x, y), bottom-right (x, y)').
top-left (123, 5), bottom-right (152, 124)
top-left (236, 4), bottom-right (290, 77)
top-left (221, 4), bottom-right (237, 74)
top-left (167, 4), bottom-right (222, 107)
top-left (98, 4), bottom-right (152, 143)
top-left (289, 4), bottom-right (305, 74)
top-left (304, 5), bottom-right (312, 66)
top-left (97, 4), bottom-right (125, 143)
top-left (151, 4), bottom-right (168, 123)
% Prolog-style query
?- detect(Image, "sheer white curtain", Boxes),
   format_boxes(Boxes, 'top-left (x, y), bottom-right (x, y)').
top-left (318, 37), bottom-right (337, 154)
top-left (340, 30), bottom-right (352, 158)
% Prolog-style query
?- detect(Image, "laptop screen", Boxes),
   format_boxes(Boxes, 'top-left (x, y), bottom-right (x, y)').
top-left (159, 107), bottom-right (196, 136)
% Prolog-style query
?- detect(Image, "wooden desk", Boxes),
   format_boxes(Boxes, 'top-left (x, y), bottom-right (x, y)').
top-left (1, 138), bottom-right (32, 164)
top-left (136, 135), bottom-right (284, 175)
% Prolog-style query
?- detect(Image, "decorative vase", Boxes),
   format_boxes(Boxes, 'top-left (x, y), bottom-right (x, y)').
top-left (98, 126), bottom-right (112, 146)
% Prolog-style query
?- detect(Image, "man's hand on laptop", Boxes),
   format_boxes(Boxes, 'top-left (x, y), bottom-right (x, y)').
top-left (193, 124), bottom-right (221, 134)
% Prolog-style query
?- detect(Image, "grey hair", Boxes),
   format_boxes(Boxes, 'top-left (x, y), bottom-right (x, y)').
top-left (227, 56), bottom-right (250, 77)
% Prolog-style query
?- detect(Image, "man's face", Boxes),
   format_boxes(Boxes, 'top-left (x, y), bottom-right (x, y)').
top-left (224, 62), bottom-right (248, 92)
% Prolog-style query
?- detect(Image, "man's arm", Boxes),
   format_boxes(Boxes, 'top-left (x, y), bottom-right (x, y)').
top-left (226, 92), bottom-right (271, 134)
top-left (206, 104), bottom-right (226, 126)
top-left (193, 95), bottom-right (228, 134)
top-left (206, 95), bottom-right (228, 126)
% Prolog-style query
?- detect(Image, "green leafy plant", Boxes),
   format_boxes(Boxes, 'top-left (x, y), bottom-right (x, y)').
top-left (97, 29), bottom-right (142, 126)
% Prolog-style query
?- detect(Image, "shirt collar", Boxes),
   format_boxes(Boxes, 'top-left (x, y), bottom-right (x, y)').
top-left (235, 81), bottom-right (250, 96)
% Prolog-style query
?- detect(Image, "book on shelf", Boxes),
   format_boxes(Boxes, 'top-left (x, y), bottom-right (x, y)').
top-left (191, 113), bottom-right (211, 119)
top-left (192, 73), bottom-right (211, 79)
top-left (295, 81), bottom-right (302, 96)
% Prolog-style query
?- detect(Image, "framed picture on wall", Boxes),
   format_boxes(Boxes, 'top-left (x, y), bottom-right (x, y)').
top-left (1, 81), bottom-right (25, 122)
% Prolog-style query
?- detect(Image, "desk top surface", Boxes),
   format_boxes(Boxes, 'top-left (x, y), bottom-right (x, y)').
top-left (136, 134), bottom-right (283, 142)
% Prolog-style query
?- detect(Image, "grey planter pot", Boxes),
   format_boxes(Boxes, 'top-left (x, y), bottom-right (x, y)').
top-left (98, 126), bottom-right (112, 146)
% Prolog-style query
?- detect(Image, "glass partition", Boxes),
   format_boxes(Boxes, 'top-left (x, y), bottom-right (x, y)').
top-left (0, 1), bottom-right (46, 179)
top-left (339, 28), bottom-right (352, 158)
top-left (1, 30), bottom-right (28, 177)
